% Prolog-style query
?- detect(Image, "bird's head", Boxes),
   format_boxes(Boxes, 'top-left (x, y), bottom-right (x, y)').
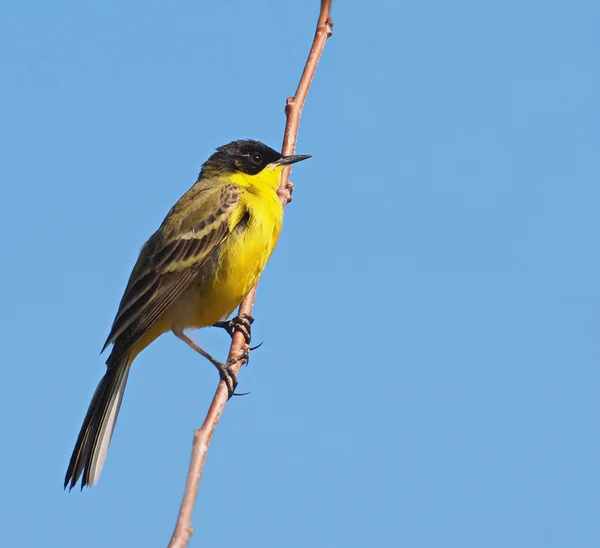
top-left (200, 139), bottom-right (311, 189)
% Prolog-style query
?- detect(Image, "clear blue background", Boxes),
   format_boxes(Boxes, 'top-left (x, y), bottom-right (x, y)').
top-left (1, 0), bottom-right (599, 546)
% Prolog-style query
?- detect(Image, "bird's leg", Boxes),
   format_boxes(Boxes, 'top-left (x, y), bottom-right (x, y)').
top-left (172, 330), bottom-right (248, 398)
top-left (213, 313), bottom-right (254, 345)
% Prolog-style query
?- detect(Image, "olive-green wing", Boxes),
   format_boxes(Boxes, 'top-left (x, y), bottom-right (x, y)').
top-left (101, 183), bottom-right (241, 361)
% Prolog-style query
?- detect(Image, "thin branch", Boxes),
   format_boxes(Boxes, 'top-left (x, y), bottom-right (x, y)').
top-left (167, 2), bottom-right (333, 547)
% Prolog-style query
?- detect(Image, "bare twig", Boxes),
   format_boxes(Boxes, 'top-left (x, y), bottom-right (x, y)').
top-left (167, 2), bottom-right (333, 547)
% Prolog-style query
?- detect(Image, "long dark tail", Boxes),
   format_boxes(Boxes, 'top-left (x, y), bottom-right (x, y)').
top-left (64, 355), bottom-right (132, 490)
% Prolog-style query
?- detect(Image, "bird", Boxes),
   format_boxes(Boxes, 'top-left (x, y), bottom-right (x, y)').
top-left (64, 139), bottom-right (311, 490)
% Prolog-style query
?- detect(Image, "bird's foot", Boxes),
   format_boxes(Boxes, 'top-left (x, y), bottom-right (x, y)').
top-left (213, 313), bottom-right (255, 345)
top-left (213, 350), bottom-right (251, 398)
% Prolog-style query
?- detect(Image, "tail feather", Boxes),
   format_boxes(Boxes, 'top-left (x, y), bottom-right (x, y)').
top-left (64, 357), bottom-right (132, 490)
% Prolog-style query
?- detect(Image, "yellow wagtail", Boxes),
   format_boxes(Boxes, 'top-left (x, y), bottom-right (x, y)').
top-left (65, 139), bottom-right (310, 489)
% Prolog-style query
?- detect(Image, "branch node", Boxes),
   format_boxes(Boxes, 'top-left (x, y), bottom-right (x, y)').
top-left (325, 17), bottom-right (334, 35)
top-left (277, 181), bottom-right (294, 204)
top-left (285, 97), bottom-right (295, 115)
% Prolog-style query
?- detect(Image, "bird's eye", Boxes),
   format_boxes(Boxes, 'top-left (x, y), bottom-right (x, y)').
top-left (250, 153), bottom-right (263, 165)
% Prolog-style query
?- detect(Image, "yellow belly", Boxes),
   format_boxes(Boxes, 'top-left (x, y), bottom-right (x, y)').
top-left (172, 192), bottom-right (283, 329)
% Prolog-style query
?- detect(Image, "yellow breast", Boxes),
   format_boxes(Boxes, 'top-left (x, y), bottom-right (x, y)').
top-left (215, 188), bottom-right (283, 316)
top-left (185, 181), bottom-right (283, 328)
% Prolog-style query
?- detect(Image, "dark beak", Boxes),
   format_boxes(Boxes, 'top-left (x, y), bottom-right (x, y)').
top-left (273, 154), bottom-right (312, 166)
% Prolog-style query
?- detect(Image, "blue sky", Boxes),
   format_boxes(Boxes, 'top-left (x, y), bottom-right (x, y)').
top-left (1, 0), bottom-right (600, 546)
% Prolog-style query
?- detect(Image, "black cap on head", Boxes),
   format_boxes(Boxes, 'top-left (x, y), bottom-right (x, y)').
top-left (203, 140), bottom-right (281, 176)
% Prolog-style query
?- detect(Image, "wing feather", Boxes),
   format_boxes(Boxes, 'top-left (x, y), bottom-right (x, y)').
top-left (102, 183), bottom-right (240, 359)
